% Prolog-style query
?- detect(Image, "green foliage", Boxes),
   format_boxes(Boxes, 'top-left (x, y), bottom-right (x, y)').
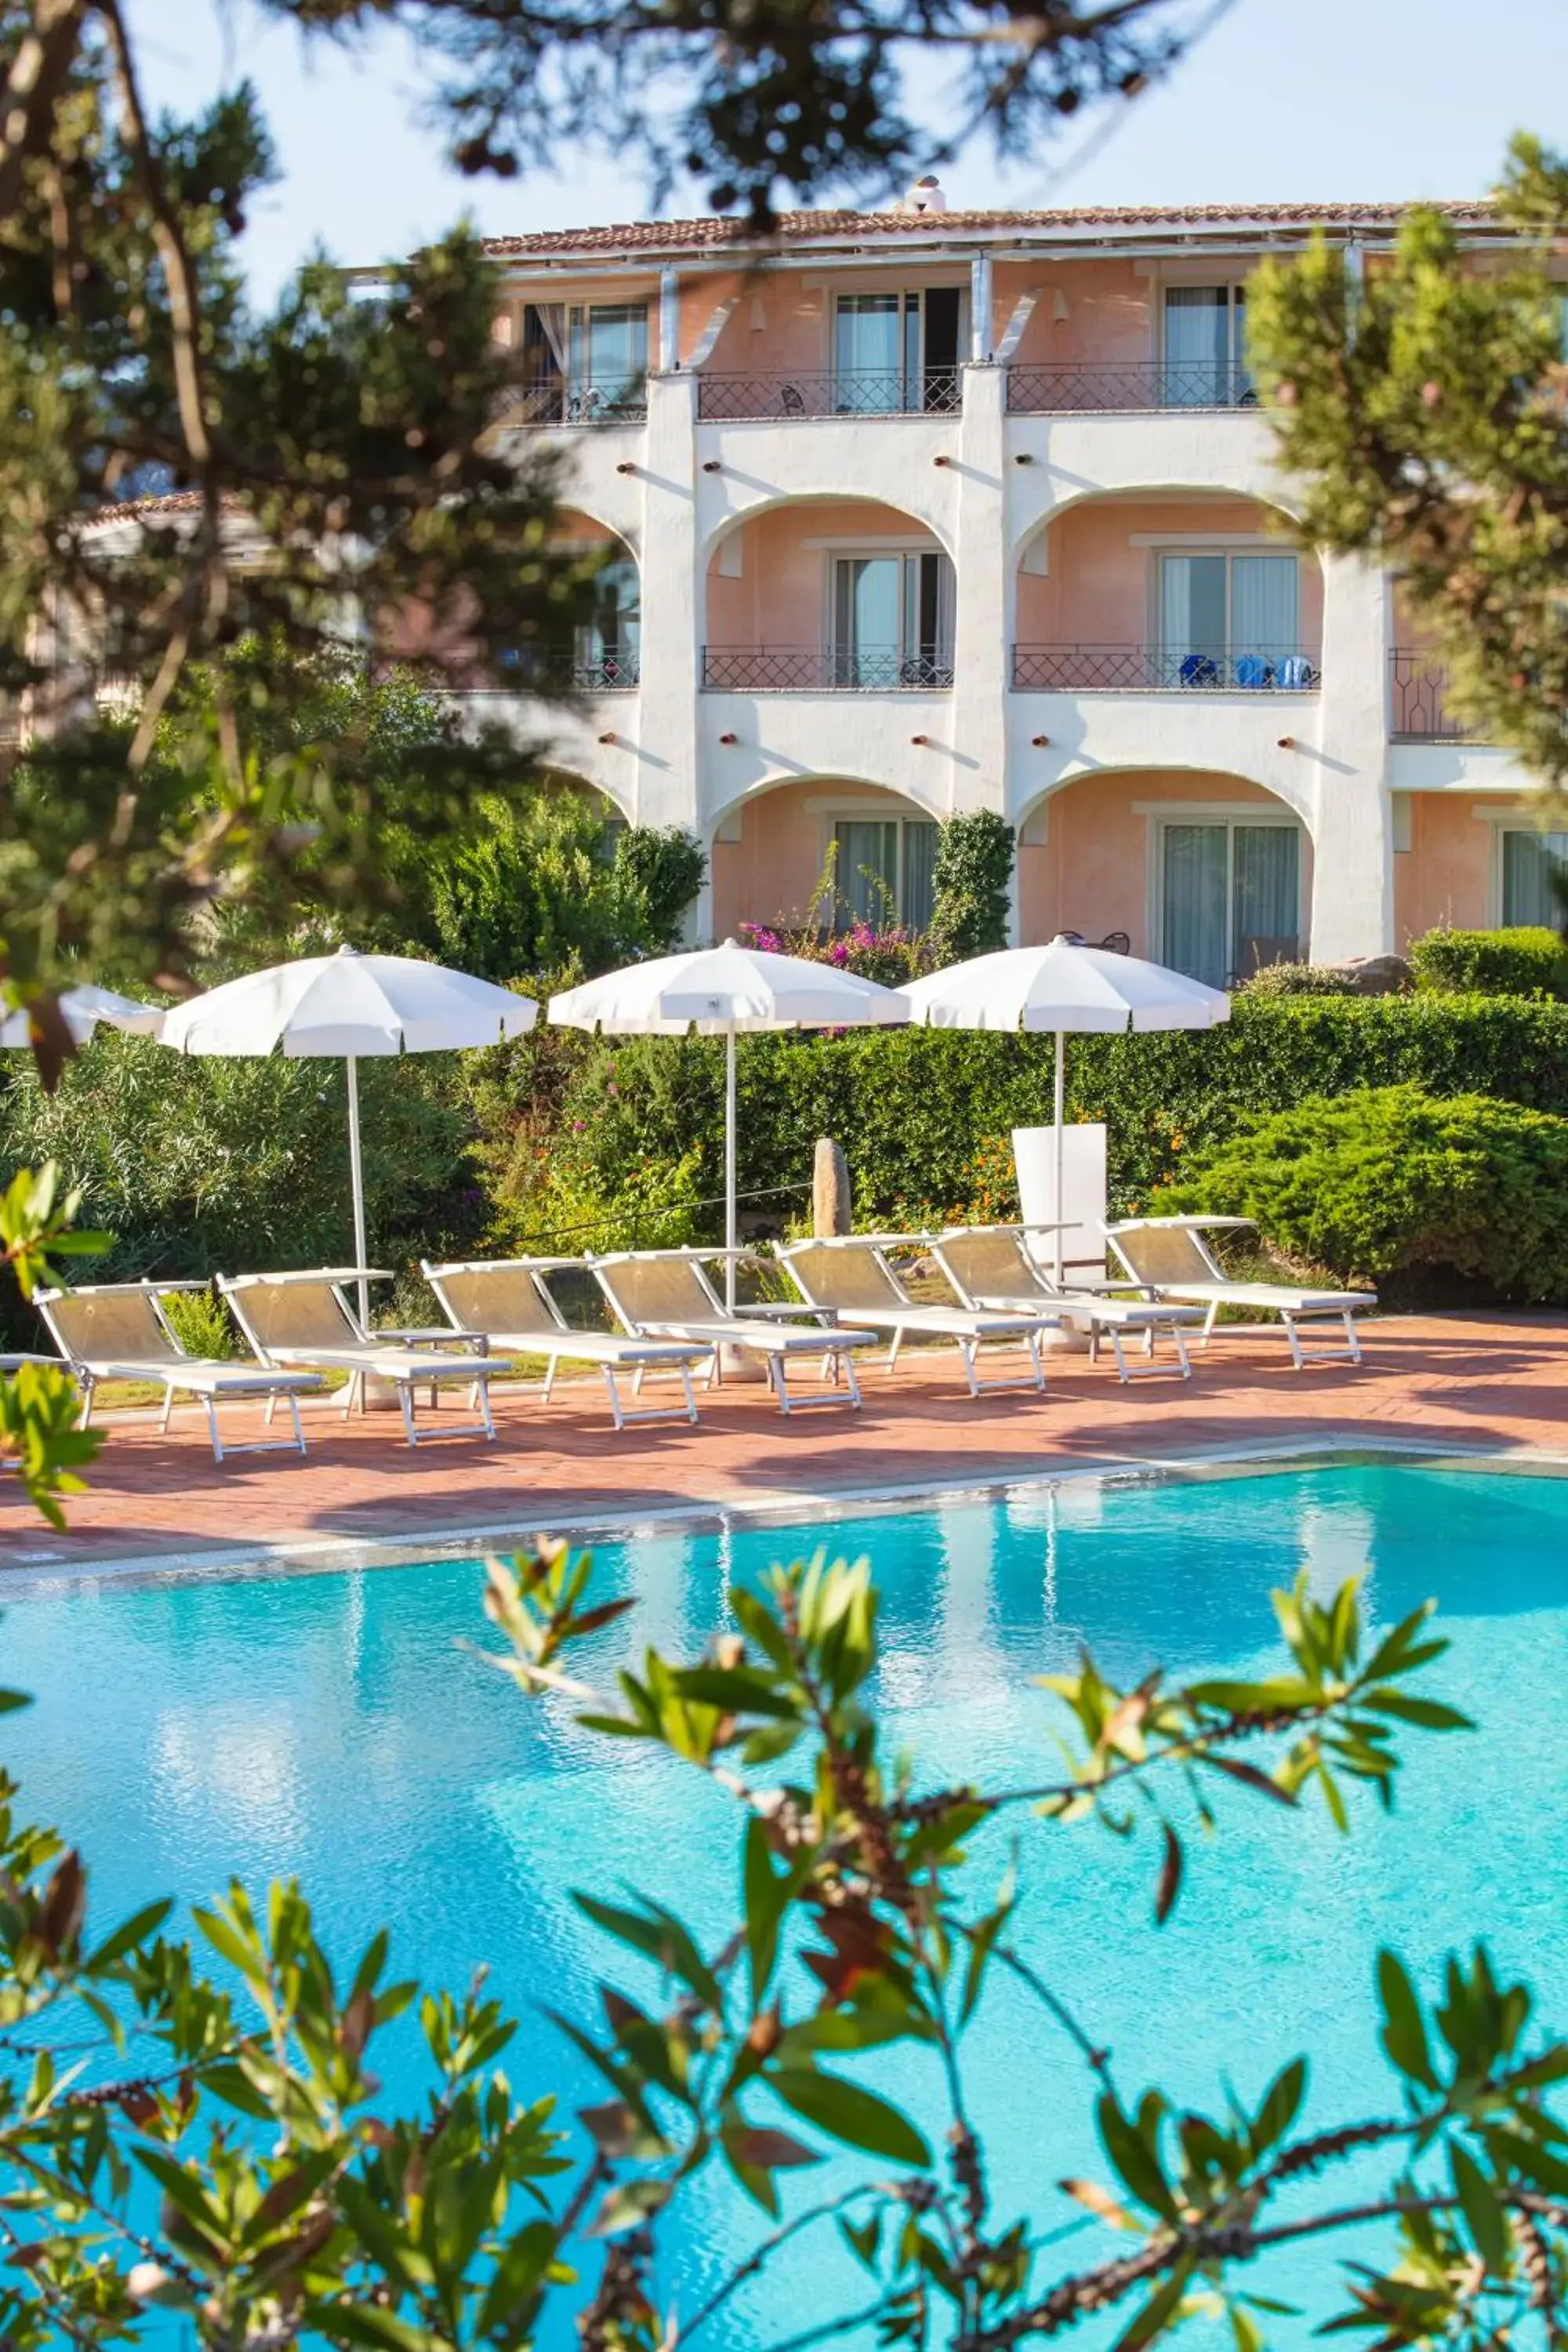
top-left (0, 1035), bottom-right (480, 1329)
top-left (1247, 134), bottom-right (1568, 786)
top-left (157, 1286), bottom-right (240, 1361)
top-left (492, 992), bottom-right (1568, 1244)
top-left (931, 810), bottom-right (1015, 958)
top-left (425, 790), bottom-right (705, 984)
top-left (1410, 925), bottom-right (1568, 998)
top-left (1239, 961), bottom-right (1363, 998)
top-left (1156, 1083), bottom-right (1568, 1303)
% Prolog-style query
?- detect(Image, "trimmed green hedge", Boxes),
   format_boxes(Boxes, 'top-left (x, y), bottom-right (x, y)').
top-left (1155, 1083), bottom-right (1568, 1304)
top-left (1410, 926), bottom-right (1568, 997)
top-left (519, 993), bottom-right (1568, 1229)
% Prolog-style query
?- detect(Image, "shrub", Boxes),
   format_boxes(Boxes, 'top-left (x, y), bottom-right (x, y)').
top-left (1154, 1082), bottom-right (1568, 1303)
top-left (1410, 924), bottom-right (1568, 997)
top-left (1239, 961), bottom-right (1361, 997)
top-left (488, 993), bottom-right (1568, 1245)
top-left (931, 810), bottom-right (1014, 956)
top-left (0, 1034), bottom-right (481, 1343)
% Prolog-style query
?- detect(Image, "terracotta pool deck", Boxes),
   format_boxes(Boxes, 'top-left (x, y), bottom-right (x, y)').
top-left (5, 1311), bottom-right (1567, 1574)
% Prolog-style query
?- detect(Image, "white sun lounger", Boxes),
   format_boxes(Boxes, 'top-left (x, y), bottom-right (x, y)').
top-left (33, 1280), bottom-right (321, 1462)
top-left (928, 1224), bottom-right (1203, 1382)
top-left (218, 1268), bottom-right (506, 1445)
top-left (590, 1248), bottom-right (873, 1415)
top-left (1102, 1217), bottom-right (1376, 1368)
top-left (422, 1255), bottom-right (706, 1430)
top-left (775, 1235), bottom-right (1050, 1397)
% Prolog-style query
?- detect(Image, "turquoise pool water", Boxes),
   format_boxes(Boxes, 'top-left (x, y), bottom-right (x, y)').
top-left (5, 1461), bottom-right (1568, 2343)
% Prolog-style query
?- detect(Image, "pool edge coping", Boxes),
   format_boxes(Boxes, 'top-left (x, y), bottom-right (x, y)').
top-left (7, 1433), bottom-right (1568, 1595)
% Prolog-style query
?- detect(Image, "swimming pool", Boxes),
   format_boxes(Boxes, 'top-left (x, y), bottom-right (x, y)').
top-left (6, 1460), bottom-right (1567, 2343)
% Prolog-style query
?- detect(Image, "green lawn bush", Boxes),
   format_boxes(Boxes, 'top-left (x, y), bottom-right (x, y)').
top-left (488, 992), bottom-right (1568, 1239)
top-left (1152, 1083), bottom-right (1568, 1304)
top-left (0, 1036), bottom-right (481, 1345)
top-left (1410, 925), bottom-right (1568, 996)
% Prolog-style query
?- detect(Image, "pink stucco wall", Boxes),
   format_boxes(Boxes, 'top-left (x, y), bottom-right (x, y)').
top-left (995, 259), bottom-right (1156, 372)
top-left (1014, 497), bottom-right (1323, 648)
top-left (711, 780), bottom-right (926, 935)
top-left (706, 499), bottom-right (935, 645)
top-left (1016, 771), bottom-right (1310, 955)
top-left (1394, 795), bottom-right (1495, 943)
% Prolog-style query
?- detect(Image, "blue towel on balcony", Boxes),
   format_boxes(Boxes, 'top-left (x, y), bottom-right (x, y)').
top-left (1278, 655), bottom-right (1315, 690)
top-left (1234, 654), bottom-right (1269, 689)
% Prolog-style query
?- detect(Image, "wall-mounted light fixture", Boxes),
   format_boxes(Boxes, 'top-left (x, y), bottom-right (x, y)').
top-left (597, 731), bottom-right (618, 746)
top-left (615, 461), bottom-right (636, 475)
top-left (1014, 452), bottom-right (1034, 466)
top-left (933, 455), bottom-right (953, 468)
top-left (1031, 734), bottom-right (1051, 748)
top-left (910, 735), bottom-right (929, 746)
top-left (702, 459), bottom-right (722, 473)
top-left (1276, 735), bottom-right (1295, 750)
top-left (718, 731), bottom-right (738, 745)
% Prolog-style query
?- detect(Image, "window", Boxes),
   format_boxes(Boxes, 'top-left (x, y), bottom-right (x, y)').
top-left (1163, 285), bottom-right (1252, 406)
top-left (833, 817), bottom-right (938, 931)
top-left (568, 303), bottom-right (648, 416)
top-left (833, 289), bottom-right (963, 412)
top-left (1158, 551), bottom-right (1305, 688)
top-left (1501, 829), bottom-right (1568, 926)
top-left (1160, 821), bottom-right (1301, 988)
top-left (575, 554), bottom-right (641, 687)
top-left (830, 550), bottom-right (954, 687)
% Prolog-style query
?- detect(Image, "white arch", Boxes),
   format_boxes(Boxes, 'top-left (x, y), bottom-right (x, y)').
top-left (1008, 480), bottom-right (1312, 573)
top-left (554, 503), bottom-right (642, 564)
top-left (538, 761), bottom-right (637, 826)
top-left (702, 490), bottom-right (956, 572)
top-left (1014, 762), bottom-right (1316, 836)
top-left (705, 768), bottom-right (949, 834)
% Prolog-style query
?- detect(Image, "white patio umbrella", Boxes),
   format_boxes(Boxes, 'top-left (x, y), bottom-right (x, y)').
top-left (549, 940), bottom-right (911, 1307)
top-left (0, 982), bottom-right (165, 1049)
top-left (899, 935), bottom-right (1230, 1279)
top-left (160, 947), bottom-right (537, 1324)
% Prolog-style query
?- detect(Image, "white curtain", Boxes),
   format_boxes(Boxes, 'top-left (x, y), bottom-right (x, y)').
top-left (1502, 830), bottom-right (1568, 926)
top-left (1232, 827), bottom-right (1300, 972)
top-left (1231, 556), bottom-right (1298, 659)
top-left (1162, 826), bottom-right (1229, 987)
top-left (1164, 288), bottom-right (1229, 404)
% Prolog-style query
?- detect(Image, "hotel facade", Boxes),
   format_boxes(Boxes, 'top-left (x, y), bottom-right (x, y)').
top-left (470, 192), bottom-right (1559, 988)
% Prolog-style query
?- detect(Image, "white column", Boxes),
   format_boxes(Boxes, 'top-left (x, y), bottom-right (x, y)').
top-left (659, 267), bottom-right (679, 373)
top-left (970, 252), bottom-right (993, 362)
top-left (634, 371), bottom-right (702, 836)
top-left (1303, 552), bottom-right (1396, 962)
top-left (951, 361), bottom-right (1009, 824)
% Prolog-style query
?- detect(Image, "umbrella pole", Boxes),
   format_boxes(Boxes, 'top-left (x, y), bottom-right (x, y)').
top-left (724, 1028), bottom-right (738, 1313)
top-left (347, 1054), bottom-right (370, 1334)
top-left (1054, 1029), bottom-right (1065, 1287)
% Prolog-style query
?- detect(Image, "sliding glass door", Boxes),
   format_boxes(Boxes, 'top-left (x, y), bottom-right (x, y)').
top-left (1161, 822), bottom-right (1301, 987)
top-left (1163, 285), bottom-right (1250, 406)
top-left (1502, 829), bottom-right (1568, 925)
top-left (565, 303), bottom-right (648, 418)
top-left (575, 554), bottom-right (641, 686)
top-left (832, 551), bottom-right (954, 686)
top-left (1160, 550), bottom-right (1301, 686)
top-left (833, 817), bottom-right (938, 931)
top-left (833, 289), bottom-right (964, 412)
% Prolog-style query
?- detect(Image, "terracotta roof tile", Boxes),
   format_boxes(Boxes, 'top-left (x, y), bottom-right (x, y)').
top-left (481, 198), bottom-right (1499, 262)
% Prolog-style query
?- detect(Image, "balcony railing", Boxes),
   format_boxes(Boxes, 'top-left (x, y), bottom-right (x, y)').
top-left (1006, 362), bottom-right (1260, 416)
top-left (1389, 652), bottom-right (1477, 740)
top-left (495, 380), bottom-right (648, 430)
top-left (490, 648), bottom-right (641, 691)
top-left (1012, 644), bottom-right (1320, 692)
top-left (702, 646), bottom-right (954, 691)
top-left (697, 369), bottom-right (962, 422)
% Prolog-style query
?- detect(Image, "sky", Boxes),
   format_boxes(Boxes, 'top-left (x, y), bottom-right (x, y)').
top-left (131, 0), bottom-right (1568, 299)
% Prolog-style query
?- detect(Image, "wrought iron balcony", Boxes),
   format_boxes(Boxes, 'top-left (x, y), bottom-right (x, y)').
top-left (1389, 652), bottom-right (1479, 740)
top-left (702, 646), bottom-right (955, 691)
top-left (495, 380), bottom-right (648, 430)
top-left (1005, 361), bottom-right (1261, 415)
top-left (1011, 644), bottom-right (1320, 693)
top-left (488, 648), bottom-right (641, 691)
top-left (696, 369), bottom-right (962, 422)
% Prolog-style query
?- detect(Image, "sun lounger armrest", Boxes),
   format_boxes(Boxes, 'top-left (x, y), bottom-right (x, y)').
top-left (739, 1301), bottom-right (839, 1323)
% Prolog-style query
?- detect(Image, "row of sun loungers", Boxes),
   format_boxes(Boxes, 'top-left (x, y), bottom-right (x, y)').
top-left (24, 1220), bottom-right (1376, 1463)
